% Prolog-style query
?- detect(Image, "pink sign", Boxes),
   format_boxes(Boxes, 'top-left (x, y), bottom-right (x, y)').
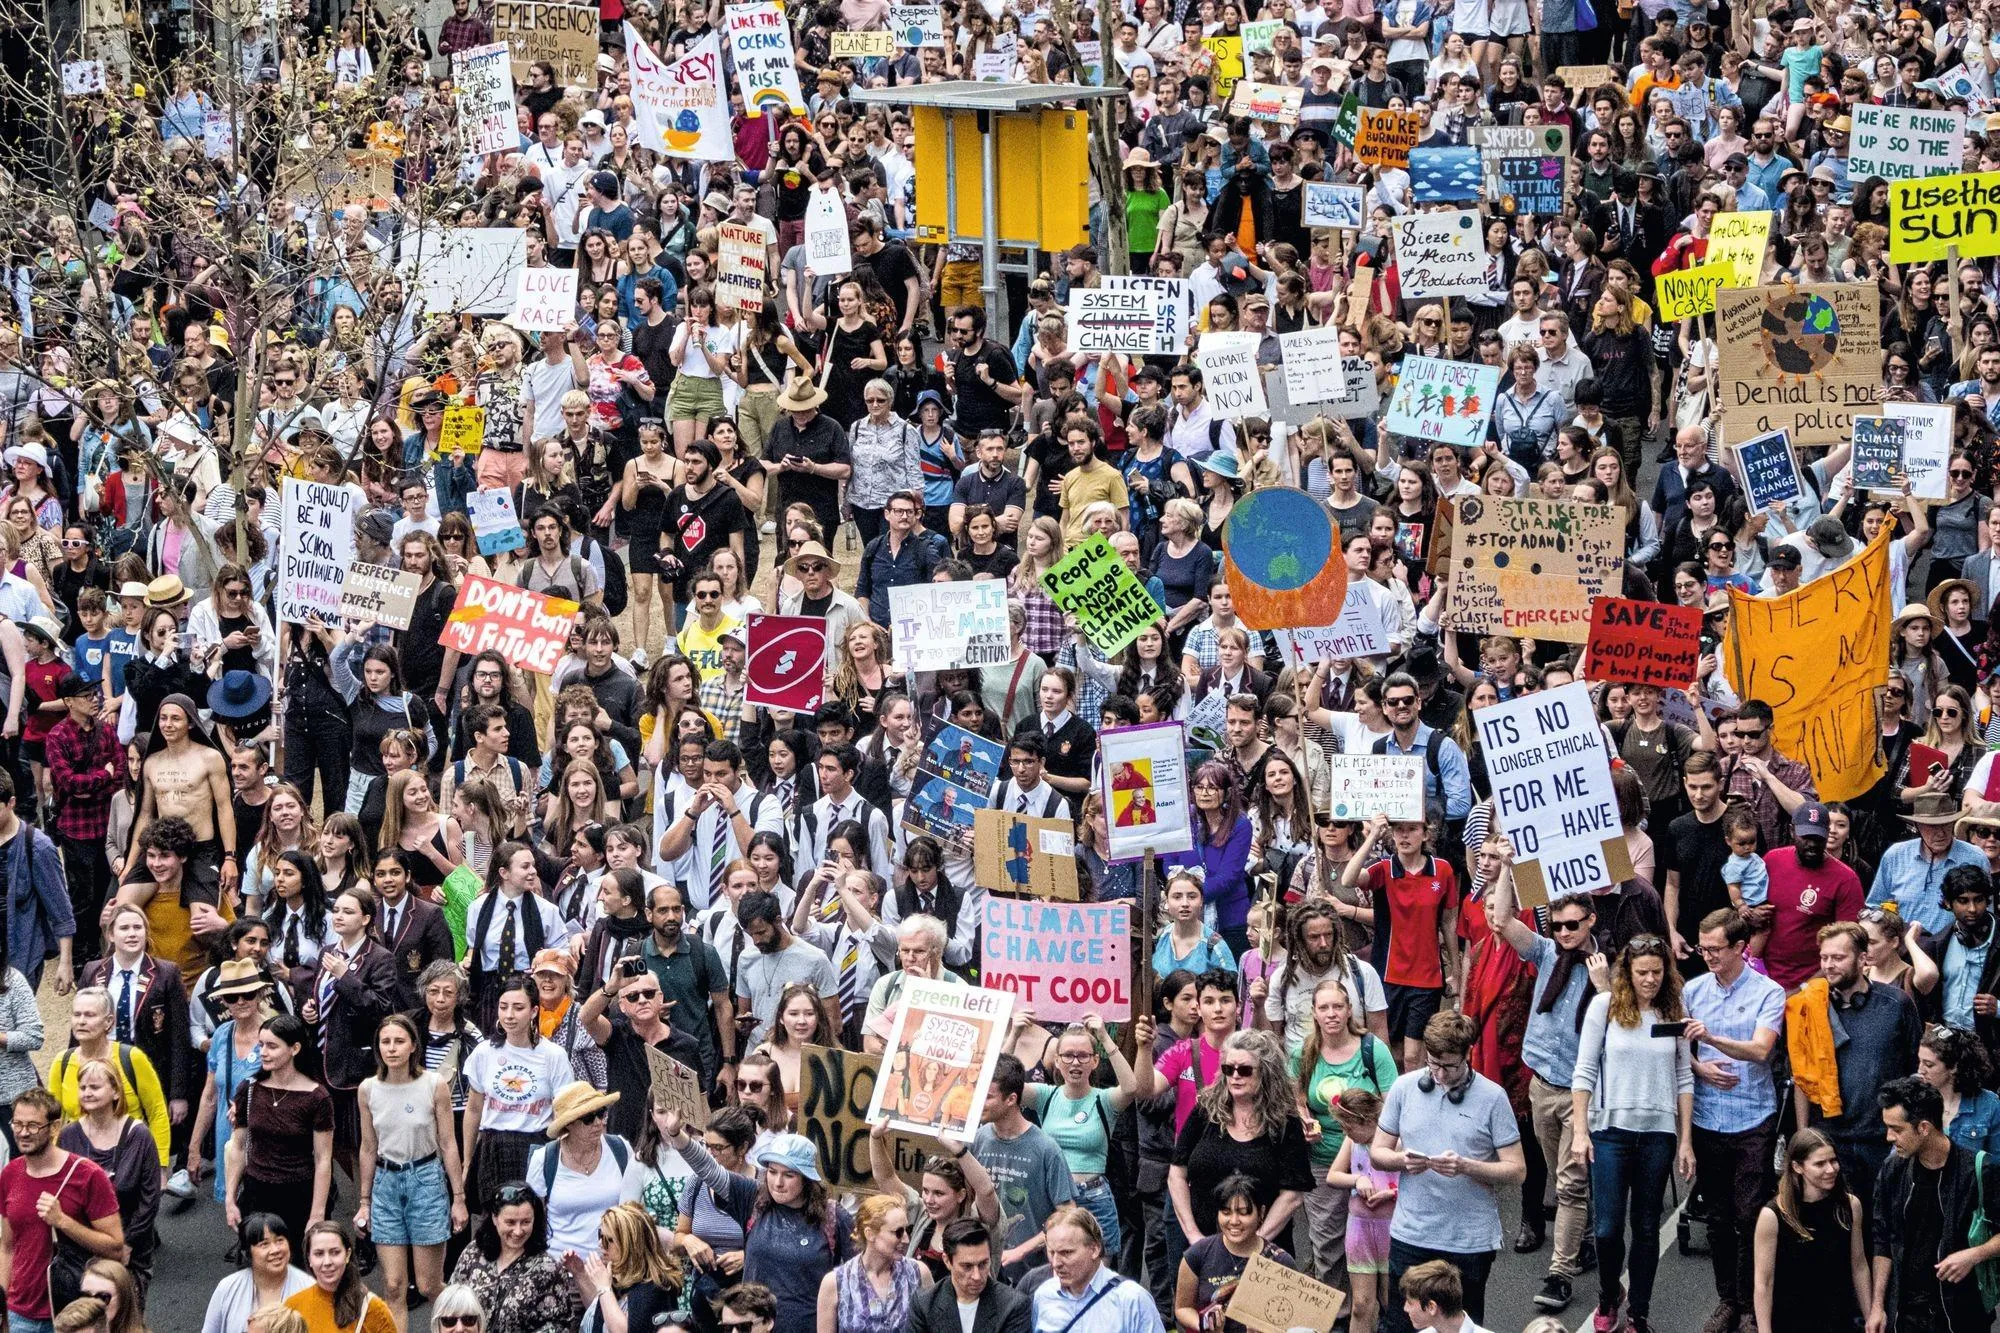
top-left (979, 899), bottom-right (1131, 1022)
top-left (437, 573), bottom-right (579, 675)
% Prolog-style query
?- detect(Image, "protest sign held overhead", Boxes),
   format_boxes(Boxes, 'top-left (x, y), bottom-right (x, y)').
top-left (1891, 171), bottom-right (2000, 261)
top-left (492, 0), bottom-right (597, 83)
top-left (1069, 287), bottom-right (1173, 355)
top-left (726, 1), bottom-right (805, 114)
top-left (1409, 146), bottom-right (1482, 203)
top-left (1302, 182), bottom-right (1364, 229)
top-left (980, 899), bottom-right (1131, 1022)
top-left (468, 488), bottom-right (525, 556)
top-left (744, 614), bottom-right (826, 711)
top-left (1266, 358), bottom-right (1378, 423)
top-left (1278, 327), bottom-right (1348, 407)
top-left (1656, 262), bottom-right (1729, 323)
top-left (438, 574), bottom-right (580, 675)
top-left (1475, 124), bottom-right (1569, 215)
top-left (1731, 428), bottom-right (1802, 511)
top-left (1385, 356), bottom-right (1500, 448)
top-left (512, 267), bottom-right (578, 333)
top-left (338, 561), bottom-right (422, 632)
top-left (1273, 584), bottom-right (1394, 666)
top-left (1323, 754), bottom-right (1424, 823)
top-left (906, 718), bottom-right (1002, 854)
top-left (801, 1046), bottom-right (944, 1191)
top-left (1389, 210), bottom-right (1487, 297)
top-left (1447, 496), bottom-right (1624, 643)
top-left (625, 28), bottom-right (733, 160)
top-left (1716, 284), bottom-right (1879, 446)
top-left (1477, 681), bottom-right (1633, 906)
top-left (1583, 597), bottom-right (1703, 690)
top-left (1704, 210), bottom-right (1772, 287)
top-left (868, 980), bottom-right (1012, 1143)
top-left (1884, 400), bottom-right (1954, 500)
top-left (889, 580), bottom-right (1007, 672)
top-left (1226, 82), bottom-right (1303, 124)
top-left (451, 44), bottom-right (517, 155)
top-left (1852, 416), bottom-right (1908, 492)
top-left (1039, 534), bottom-right (1161, 656)
top-left (1354, 107), bottom-right (1422, 167)
top-left (1098, 722), bottom-right (1193, 861)
top-left (974, 809), bottom-right (1082, 899)
top-left (1099, 276), bottom-right (1189, 354)
top-left (276, 478), bottom-right (359, 626)
top-left (1222, 487), bottom-right (1346, 631)
top-left (1849, 104), bottom-right (1964, 181)
top-left (1195, 332), bottom-right (1267, 419)
top-left (888, 2), bottom-right (945, 44)
top-left (716, 222), bottom-right (769, 311)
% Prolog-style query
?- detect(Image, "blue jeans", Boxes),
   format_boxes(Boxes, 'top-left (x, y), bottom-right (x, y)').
top-left (10, 1314), bottom-right (54, 1333)
top-left (1589, 1127), bottom-right (1678, 1319)
top-left (1074, 1177), bottom-right (1120, 1253)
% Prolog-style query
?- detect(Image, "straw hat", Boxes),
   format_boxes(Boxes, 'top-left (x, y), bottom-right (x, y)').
top-left (547, 1081), bottom-right (621, 1136)
top-left (776, 376), bottom-right (829, 413)
top-left (208, 958), bottom-right (273, 1002)
top-left (784, 540), bottom-right (842, 577)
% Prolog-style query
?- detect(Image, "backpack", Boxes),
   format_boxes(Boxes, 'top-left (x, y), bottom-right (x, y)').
top-left (517, 554), bottom-right (590, 605)
top-left (537, 1134), bottom-right (631, 1196)
top-left (596, 540), bottom-right (628, 617)
top-left (53, 1042), bottom-right (141, 1103)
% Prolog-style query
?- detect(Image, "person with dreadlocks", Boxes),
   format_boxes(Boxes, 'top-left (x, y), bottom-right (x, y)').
top-left (1261, 897), bottom-right (1390, 1063)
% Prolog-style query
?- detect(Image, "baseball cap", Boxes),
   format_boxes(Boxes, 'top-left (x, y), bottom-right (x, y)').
top-left (1793, 802), bottom-right (1829, 837)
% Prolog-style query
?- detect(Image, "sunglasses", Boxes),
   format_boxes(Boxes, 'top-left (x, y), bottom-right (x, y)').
top-left (796, 563), bottom-right (829, 575)
top-left (1220, 1062), bottom-right (1258, 1077)
top-left (1384, 696), bottom-right (1417, 708)
top-left (60, 538), bottom-right (85, 548)
top-left (1736, 728), bottom-right (1767, 740)
top-left (1550, 917), bottom-right (1591, 934)
top-left (624, 987), bottom-right (661, 1001)
top-left (720, 1322), bottom-right (760, 1332)
top-left (1953, 469), bottom-right (1977, 480)
top-left (495, 1183), bottom-right (534, 1205)
top-left (438, 1318), bottom-right (480, 1329)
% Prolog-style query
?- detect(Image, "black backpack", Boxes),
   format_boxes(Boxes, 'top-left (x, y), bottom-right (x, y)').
top-left (598, 540), bottom-right (628, 617)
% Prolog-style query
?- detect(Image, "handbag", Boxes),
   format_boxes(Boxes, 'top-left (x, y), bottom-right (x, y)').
top-left (44, 1155), bottom-right (88, 1313)
top-left (1575, 0), bottom-right (1598, 32)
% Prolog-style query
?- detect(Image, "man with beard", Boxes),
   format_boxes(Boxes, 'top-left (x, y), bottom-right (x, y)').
top-left (665, 439), bottom-right (748, 607)
top-left (1805, 922), bottom-right (1920, 1212)
top-left (1661, 751), bottom-right (1735, 970)
top-left (1868, 794), bottom-right (1989, 937)
top-left (732, 888), bottom-right (839, 1047)
top-left (1761, 803), bottom-right (1865, 990)
top-left (1262, 898), bottom-right (1389, 1059)
top-left (1719, 699), bottom-right (1817, 851)
top-left (1867, 1076), bottom-right (2000, 1333)
top-left (1911, 865), bottom-right (2000, 1049)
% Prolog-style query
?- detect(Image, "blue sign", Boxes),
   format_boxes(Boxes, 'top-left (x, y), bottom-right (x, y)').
top-left (1500, 155), bottom-right (1566, 216)
top-left (1410, 146), bottom-right (1482, 203)
top-left (1734, 428), bottom-right (1802, 511)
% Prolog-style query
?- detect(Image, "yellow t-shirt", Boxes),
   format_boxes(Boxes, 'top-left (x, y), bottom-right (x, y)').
top-left (1058, 460), bottom-right (1132, 546)
top-left (676, 614), bottom-right (742, 679)
top-left (286, 1285), bottom-right (398, 1333)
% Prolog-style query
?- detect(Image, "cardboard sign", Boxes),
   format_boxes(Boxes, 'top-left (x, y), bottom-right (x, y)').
top-left (804, 186), bottom-right (852, 277)
top-left (61, 60), bottom-right (105, 96)
top-left (1885, 400), bottom-right (1953, 499)
top-left (626, 28), bottom-right (734, 162)
top-left (1554, 64), bottom-right (1616, 90)
top-left (438, 574), bottom-right (581, 676)
top-left (1322, 754), bottom-right (1424, 823)
top-left (1274, 585), bottom-right (1392, 665)
top-left (1584, 596), bottom-right (1703, 689)
top-left (975, 809), bottom-right (1081, 900)
top-left (1390, 209), bottom-right (1487, 298)
top-left (438, 405), bottom-right (486, 457)
top-left (727, 1), bottom-right (807, 114)
top-left (397, 227), bottom-right (528, 316)
top-left (1716, 283), bottom-right (1880, 446)
top-left (1477, 680), bottom-right (1634, 905)
top-left (867, 979), bottom-right (1013, 1143)
top-left (276, 478), bottom-right (359, 626)
top-left (1039, 533), bottom-right (1161, 656)
top-left (1385, 356), bottom-right (1500, 448)
top-left (1851, 415), bottom-right (1909, 492)
top-left (1850, 104), bottom-right (1965, 181)
top-left (1228, 1253), bottom-right (1346, 1333)
top-left (1195, 332), bottom-right (1267, 419)
top-left (1201, 34), bottom-right (1243, 98)
top-left (1410, 146), bottom-right (1483, 203)
top-left (468, 487), bottom-right (526, 556)
top-left (1240, 17), bottom-right (1283, 51)
top-left (800, 1045), bottom-right (945, 1191)
top-left (744, 613), bottom-right (826, 711)
top-left (1731, 428), bottom-right (1801, 510)
top-left (980, 899), bottom-right (1131, 1022)
top-left (1279, 327), bottom-right (1349, 407)
top-left (1446, 495), bottom-right (1624, 644)
top-left (1894, 172), bottom-right (2000, 265)
top-left (1726, 528), bottom-right (1893, 802)
top-left (1705, 210), bottom-right (1772, 288)
top-left (889, 3), bottom-right (946, 46)
top-left (1227, 81), bottom-right (1304, 125)
top-left (831, 28), bottom-right (896, 56)
top-left (493, 0), bottom-right (599, 84)
top-left (716, 221), bottom-right (769, 311)
top-left (339, 560), bottom-right (423, 631)
top-left (512, 265), bottom-right (578, 333)
top-left (645, 1045), bottom-right (709, 1129)
top-left (452, 43), bottom-right (518, 156)
top-left (1354, 107), bottom-right (1422, 168)
top-left (1656, 261), bottom-right (1729, 323)
top-left (1098, 721), bottom-right (1193, 862)
top-left (1302, 182), bottom-right (1365, 229)
top-left (889, 579), bottom-right (1008, 672)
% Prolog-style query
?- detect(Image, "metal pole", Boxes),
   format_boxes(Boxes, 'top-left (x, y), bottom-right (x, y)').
top-left (978, 110), bottom-right (1000, 323)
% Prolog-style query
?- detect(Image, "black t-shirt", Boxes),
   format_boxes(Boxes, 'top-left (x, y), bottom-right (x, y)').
top-left (233, 794), bottom-right (269, 857)
top-left (858, 242), bottom-right (922, 328)
top-left (1182, 1236), bottom-right (1297, 1333)
top-left (951, 341), bottom-right (1019, 435)
top-left (1170, 1104), bottom-right (1314, 1236)
top-left (1900, 1161), bottom-right (1947, 1325)
top-left (398, 579), bottom-right (459, 699)
top-left (217, 612), bottom-right (259, 677)
top-left (631, 316), bottom-right (677, 394)
top-left (666, 482), bottom-right (749, 597)
top-left (765, 411), bottom-right (851, 525)
top-left (952, 466), bottom-right (1029, 538)
top-left (1025, 434), bottom-right (1077, 519)
top-left (1659, 808), bottom-right (1733, 944)
top-left (600, 1020), bottom-right (703, 1141)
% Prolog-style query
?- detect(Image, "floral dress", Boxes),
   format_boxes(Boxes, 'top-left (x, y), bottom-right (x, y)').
top-left (833, 1254), bottom-right (924, 1333)
top-left (449, 1249), bottom-right (581, 1333)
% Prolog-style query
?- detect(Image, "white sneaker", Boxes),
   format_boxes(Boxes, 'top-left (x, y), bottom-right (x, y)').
top-left (761, 520), bottom-right (777, 534)
top-left (164, 1168), bottom-right (195, 1198)
top-left (631, 648), bottom-right (649, 672)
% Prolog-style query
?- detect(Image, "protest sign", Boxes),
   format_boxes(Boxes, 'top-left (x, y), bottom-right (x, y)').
top-left (61, 60), bottom-right (104, 97)
top-left (1322, 754), bottom-right (1424, 823)
top-left (1195, 332), bottom-right (1267, 419)
top-left (1240, 17), bottom-right (1283, 51)
top-left (1279, 327), bottom-right (1349, 407)
top-left (438, 574), bottom-right (580, 675)
top-left (451, 44), bottom-right (517, 155)
top-left (1850, 104), bottom-right (1964, 181)
top-left (889, 579), bottom-right (1008, 672)
top-left (830, 28), bottom-right (896, 55)
top-left (1385, 356), bottom-right (1501, 448)
top-left (804, 187), bottom-right (852, 277)
top-left (1731, 428), bottom-right (1801, 510)
top-left (1330, 93), bottom-right (1359, 147)
top-left (397, 227), bottom-right (526, 315)
top-left (1656, 262), bottom-right (1729, 322)
top-left (918, 719), bottom-right (1003, 801)
top-left (1716, 284), bottom-right (1880, 446)
top-left (716, 222), bottom-right (768, 311)
top-left (1497, 154), bottom-right (1567, 216)
top-left (1069, 287), bottom-right (1170, 355)
top-left (645, 1047), bottom-right (708, 1130)
top-left (889, 2), bottom-right (945, 45)
top-left (1852, 415), bottom-right (1908, 492)
top-left (1446, 495), bottom-right (1624, 643)
top-left (276, 479), bottom-right (359, 626)
top-left (1274, 584), bottom-right (1393, 666)
top-left (511, 266), bottom-right (577, 332)
top-left (1302, 182), bottom-right (1364, 229)
top-left (1099, 276), bottom-right (1190, 354)
top-left (1222, 487), bottom-right (1346, 631)
top-left (744, 614), bottom-right (826, 711)
top-left (980, 899), bottom-right (1131, 1022)
top-left (973, 50), bottom-right (1013, 79)
top-left (1583, 597), bottom-right (1703, 689)
top-left (279, 150), bottom-right (396, 213)
top-left (1705, 211), bottom-right (1772, 288)
top-left (339, 561), bottom-right (423, 631)
top-left (493, 0), bottom-right (597, 83)
top-left (468, 488), bottom-right (525, 556)
top-left (202, 111), bottom-right (233, 159)
top-left (1885, 400), bottom-right (1954, 500)
top-left (1389, 209), bottom-right (1487, 297)
top-left (1354, 108), bottom-right (1422, 168)
top-left (1227, 82), bottom-right (1304, 124)
top-left (1265, 358), bottom-right (1378, 423)
top-left (1227, 1253), bottom-right (1346, 1333)
top-left (1726, 528), bottom-right (1893, 801)
top-left (904, 772), bottom-right (980, 852)
top-left (726, 1), bottom-right (806, 114)
top-left (975, 810), bottom-right (1081, 899)
top-left (1475, 124), bottom-right (1569, 216)
top-left (1098, 722), bottom-right (1193, 861)
top-left (1891, 171), bottom-right (2000, 262)
top-left (1038, 534), bottom-right (1160, 655)
top-left (625, 28), bottom-right (733, 161)
top-left (1555, 64), bottom-right (1616, 89)
top-left (1201, 35), bottom-right (1243, 98)
top-left (801, 1046), bottom-right (944, 1190)
top-left (438, 405), bottom-right (485, 457)
top-left (867, 980), bottom-right (1012, 1142)
top-left (1477, 681), bottom-right (1633, 906)
top-left (1409, 146), bottom-right (1483, 203)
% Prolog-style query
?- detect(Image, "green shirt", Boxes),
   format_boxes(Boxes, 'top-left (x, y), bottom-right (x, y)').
top-left (1302, 1036), bottom-right (1398, 1171)
top-left (1125, 188), bottom-right (1173, 255)
top-left (1027, 1083), bottom-right (1117, 1175)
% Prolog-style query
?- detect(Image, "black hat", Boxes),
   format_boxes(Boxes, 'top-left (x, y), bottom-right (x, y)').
top-left (1768, 545), bottom-right (1803, 569)
top-left (56, 674), bottom-right (97, 700)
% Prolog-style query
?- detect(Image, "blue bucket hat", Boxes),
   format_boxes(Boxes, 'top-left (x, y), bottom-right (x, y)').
top-left (754, 1132), bottom-right (824, 1183)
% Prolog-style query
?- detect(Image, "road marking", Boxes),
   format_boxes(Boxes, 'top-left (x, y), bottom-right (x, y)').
top-left (1570, 1195), bottom-right (1690, 1333)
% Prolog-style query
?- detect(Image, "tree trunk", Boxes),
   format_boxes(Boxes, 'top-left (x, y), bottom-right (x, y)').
top-left (1050, 0), bottom-right (1128, 275)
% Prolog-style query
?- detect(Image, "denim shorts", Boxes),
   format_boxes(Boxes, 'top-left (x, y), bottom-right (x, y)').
top-left (371, 1155), bottom-right (451, 1246)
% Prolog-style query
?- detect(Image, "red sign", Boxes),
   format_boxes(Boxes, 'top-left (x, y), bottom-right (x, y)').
top-left (437, 573), bottom-right (580, 676)
top-left (745, 614), bottom-right (826, 712)
top-left (1583, 596), bottom-right (1703, 690)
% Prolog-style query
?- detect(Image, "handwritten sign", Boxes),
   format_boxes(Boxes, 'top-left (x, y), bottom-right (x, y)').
top-left (889, 580), bottom-right (1008, 672)
top-left (1274, 585), bottom-right (1392, 665)
top-left (1098, 276), bottom-right (1188, 354)
top-left (1385, 356), bottom-right (1500, 447)
top-left (1240, 17), bottom-right (1283, 51)
top-left (1850, 104), bottom-right (1964, 182)
top-left (1446, 495), bottom-right (1624, 644)
top-left (276, 478), bottom-right (359, 627)
top-left (1228, 1253), bottom-right (1345, 1333)
top-left (1656, 261), bottom-right (1729, 322)
top-left (716, 221), bottom-right (768, 311)
top-left (1731, 428), bottom-right (1801, 510)
top-left (1354, 107), bottom-right (1422, 168)
top-left (1302, 182), bottom-right (1364, 229)
top-left (980, 899), bottom-right (1131, 1022)
top-left (1554, 64), bottom-right (1616, 91)
top-left (1886, 400), bottom-right (1954, 500)
top-left (830, 28), bottom-right (896, 56)
top-left (1200, 34), bottom-right (1243, 98)
top-left (1477, 680), bottom-right (1634, 906)
top-left (1583, 597), bottom-right (1703, 689)
top-left (438, 405), bottom-right (485, 457)
top-left (1705, 210), bottom-right (1772, 288)
top-left (1069, 287), bottom-right (1172, 355)
top-left (726, 1), bottom-right (806, 114)
top-left (1390, 209), bottom-right (1486, 297)
top-left (888, 2), bottom-right (945, 46)
top-left (512, 267), bottom-right (578, 333)
top-left (1037, 534), bottom-right (1159, 656)
top-left (1892, 171), bottom-right (2000, 262)
top-left (804, 187), bottom-right (852, 277)
top-left (1323, 754), bottom-right (1424, 823)
top-left (1477, 124), bottom-right (1569, 216)
top-left (437, 573), bottom-right (581, 676)
top-left (1195, 332), bottom-right (1267, 419)
top-left (1852, 415), bottom-right (1908, 491)
top-left (1716, 283), bottom-right (1879, 446)
top-left (493, 0), bottom-right (599, 84)
top-left (645, 1045), bottom-right (708, 1129)
top-left (1278, 327), bottom-right (1349, 407)
top-left (468, 488), bottom-right (525, 556)
top-left (1227, 81), bottom-right (1304, 125)
top-left (339, 561), bottom-right (423, 631)
top-left (799, 1045), bottom-right (944, 1191)
top-left (451, 43), bottom-right (518, 155)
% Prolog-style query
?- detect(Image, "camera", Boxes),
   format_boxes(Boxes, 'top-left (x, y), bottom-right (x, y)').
top-left (617, 955), bottom-right (648, 979)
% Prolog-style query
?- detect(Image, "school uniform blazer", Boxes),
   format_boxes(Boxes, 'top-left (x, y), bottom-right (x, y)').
top-left (79, 954), bottom-right (191, 1102)
top-left (374, 896), bottom-right (455, 1013)
top-left (293, 938), bottom-right (400, 1090)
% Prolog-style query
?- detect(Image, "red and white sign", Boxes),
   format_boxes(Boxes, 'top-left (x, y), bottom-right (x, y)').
top-left (745, 614), bottom-right (826, 712)
top-left (437, 574), bottom-right (580, 675)
top-left (626, 28), bottom-right (733, 161)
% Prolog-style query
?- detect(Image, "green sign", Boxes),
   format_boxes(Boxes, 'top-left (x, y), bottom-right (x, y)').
top-left (1037, 534), bottom-right (1161, 656)
top-left (1331, 92), bottom-right (1359, 148)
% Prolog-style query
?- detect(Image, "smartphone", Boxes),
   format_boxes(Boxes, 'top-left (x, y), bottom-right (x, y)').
top-left (1650, 1021), bottom-right (1689, 1039)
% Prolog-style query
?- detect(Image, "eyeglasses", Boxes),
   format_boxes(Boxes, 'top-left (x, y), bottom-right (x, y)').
top-left (1693, 942), bottom-right (1732, 957)
top-left (1418, 317), bottom-right (1440, 326)
top-left (1220, 1062), bottom-right (1258, 1077)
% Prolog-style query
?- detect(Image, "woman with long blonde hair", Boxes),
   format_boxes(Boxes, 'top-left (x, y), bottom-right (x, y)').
top-left (828, 622), bottom-right (898, 729)
top-left (752, 982), bottom-right (833, 1117)
top-left (378, 769), bottom-right (464, 895)
top-left (1163, 1028), bottom-right (1312, 1245)
top-left (1009, 516), bottom-right (1068, 658)
top-left (576, 1202), bottom-right (683, 1333)
top-left (543, 760), bottom-right (608, 864)
top-left (245, 784), bottom-right (319, 916)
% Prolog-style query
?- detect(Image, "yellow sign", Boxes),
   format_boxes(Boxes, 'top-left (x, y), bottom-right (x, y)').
top-left (437, 404), bottom-right (485, 457)
top-left (830, 29), bottom-right (895, 56)
top-left (1890, 171), bottom-right (2000, 262)
top-left (1725, 527), bottom-right (1892, 802)
top-left (1705, 210), bottom-right (1772, 288)
top-left (1353, 108), bottom-right (1423, 170)
top-left (1201, 34), bottom-right (1243, 99)
top-left (1657, 261), bottom-right (1730, 322)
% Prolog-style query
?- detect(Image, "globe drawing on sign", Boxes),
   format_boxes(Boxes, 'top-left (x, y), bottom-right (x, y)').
top-left (1755, 285), bottom-right (1841, 381)
top-left (1225, 487), bottom-right (1330, 591)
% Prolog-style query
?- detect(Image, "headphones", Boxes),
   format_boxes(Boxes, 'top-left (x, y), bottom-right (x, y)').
top-left (1417, 1071), bottom-right (1471, 1105)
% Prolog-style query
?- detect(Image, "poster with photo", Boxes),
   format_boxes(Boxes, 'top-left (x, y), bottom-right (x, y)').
top-left (867, 979), bottom-right (1013, 1143)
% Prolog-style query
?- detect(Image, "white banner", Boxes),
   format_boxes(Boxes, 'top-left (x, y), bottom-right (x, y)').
top-left (277, 478), bottom-right (359, 626)
top-left (1476, 680), bottom-right (1626, 902)
top-left (512, 266), bottom-right (577, 332)
top-left (1390, 208), bottom-right (1488, 297)
top-left (1196, 332), bottom-right (1267, 420)
top-left (626, 28), bottom-right (734, 161)
top-left (1323, 753), bottom-right (1424, 822)
top-left (1097, 721), bottom-right (1194, 861)
top-left (888, 580), bottom-right (1009, 672)
top-left (451, 43), bottom-right (518, 156)
top-left (1848, 104), bottom-right (1964, 181)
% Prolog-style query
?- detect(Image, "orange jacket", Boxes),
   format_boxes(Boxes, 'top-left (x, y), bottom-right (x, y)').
top-left (1785, 977), bottom-right (1843, 1119)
